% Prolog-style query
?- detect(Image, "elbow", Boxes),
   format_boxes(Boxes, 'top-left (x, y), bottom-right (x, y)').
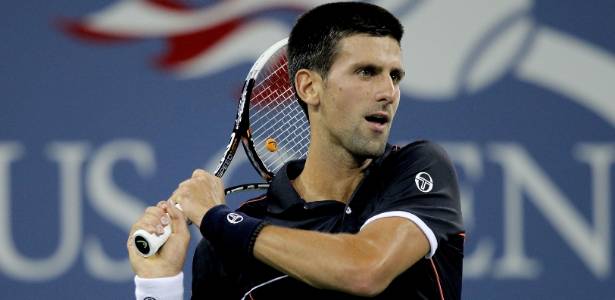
top-left (348, 275), bottom-right (387, 297)
top-left (341, 261), bottom-right (391, 297)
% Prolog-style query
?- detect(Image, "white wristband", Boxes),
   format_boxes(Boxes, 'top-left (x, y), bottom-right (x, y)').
top-left (135, 272), bottom-right (184, 300)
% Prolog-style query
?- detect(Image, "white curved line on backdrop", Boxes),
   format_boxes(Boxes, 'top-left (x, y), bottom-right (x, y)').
top-left (396, 0), bottom-right (532, 99)
top-left (173, 20), bottom-right (289, 78)
top-left (516, 27), bottom-right (615, 128)
top-left (85, 0), bottom-right (328, 37)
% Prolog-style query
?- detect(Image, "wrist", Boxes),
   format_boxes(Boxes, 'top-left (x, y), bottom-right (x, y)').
top-left (135, 272), bottom-right (183, 300)
top-left (136, 267), bottom-right (182, 279)
top-left (200, 205), bottom-right (267, 261)
top-left (194, 209), bottom-right (206, 228)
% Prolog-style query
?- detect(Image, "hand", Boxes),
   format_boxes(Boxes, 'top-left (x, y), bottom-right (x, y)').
top-left (127, 200), bottom-right (190, 278)
top-left (171, 169), bottom-right (226, 227)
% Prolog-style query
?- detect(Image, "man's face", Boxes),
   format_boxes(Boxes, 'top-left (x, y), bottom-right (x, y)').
top-left (316, 34), bottom-right (404, 158)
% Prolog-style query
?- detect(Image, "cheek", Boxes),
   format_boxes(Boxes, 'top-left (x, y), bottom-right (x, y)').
top-left (322, 78), bottom-right (365, 120)
top-left (329, 85), bottom-right (355, 112)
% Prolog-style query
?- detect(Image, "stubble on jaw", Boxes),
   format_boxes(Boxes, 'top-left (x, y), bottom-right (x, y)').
top-left (345, 129), bottom-right (389, 160)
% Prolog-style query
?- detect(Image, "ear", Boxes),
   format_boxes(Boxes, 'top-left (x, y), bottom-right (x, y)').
top-left (294, 69), bottom-right (323, 107)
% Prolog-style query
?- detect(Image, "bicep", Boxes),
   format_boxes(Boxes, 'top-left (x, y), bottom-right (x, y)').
top-left (357, 216), bottom-right (430, 280)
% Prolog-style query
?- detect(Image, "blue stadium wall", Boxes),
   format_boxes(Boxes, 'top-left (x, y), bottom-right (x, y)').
top-left (1, 0), bottom-right (614, 298)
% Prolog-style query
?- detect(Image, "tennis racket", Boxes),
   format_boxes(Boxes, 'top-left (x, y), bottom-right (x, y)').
top-left (133, 38), bottom-right (310, 257)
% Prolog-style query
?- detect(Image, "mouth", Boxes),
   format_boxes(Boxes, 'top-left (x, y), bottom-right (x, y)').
top-left (364, 112), bottom-right (390, 132)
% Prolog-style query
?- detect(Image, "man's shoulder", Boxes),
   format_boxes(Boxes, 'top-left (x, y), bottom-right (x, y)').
top-left (385, 140), bottom-right (451, 166)
top-left (373, 140), bottom-right (457, 191)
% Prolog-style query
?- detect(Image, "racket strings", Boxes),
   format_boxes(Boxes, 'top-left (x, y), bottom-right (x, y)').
top-left (252, 103), bottom-right (309, 170)
top-left (251, 57), bottom-right (294, 128)
top-left (250, 65), bottom-right (292, 124)
top-left (261, 117), bottom-right (309, 169)
top-left (248, 52), bottom-right (310, 174)
top-left (256, 104), bottom-right (308, 156)
top-left (252, 104), bottom-right (306, 147)
top-left (259, 123), bottom-right (309, 171)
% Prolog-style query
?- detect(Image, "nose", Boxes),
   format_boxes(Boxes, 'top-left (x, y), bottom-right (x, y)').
top-left (376, 74), bottom-right (398, 104)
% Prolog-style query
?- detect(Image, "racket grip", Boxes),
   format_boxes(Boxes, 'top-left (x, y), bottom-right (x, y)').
top-left (132, 203), bottom-right (186, 257)
top-left (133, 222), bottom-right (172, 257)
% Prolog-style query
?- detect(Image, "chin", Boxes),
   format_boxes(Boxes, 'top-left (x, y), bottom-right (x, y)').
top-left (371, 142), bottom-right (388, 157)
top-left (350, 139), bottom-right (387, 159)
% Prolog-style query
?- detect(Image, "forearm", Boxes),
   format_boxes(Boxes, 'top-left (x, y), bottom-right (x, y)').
top-left (252, 223), bottom-right (418, 296)
top-left (254, 226), bottom-right (372, 294)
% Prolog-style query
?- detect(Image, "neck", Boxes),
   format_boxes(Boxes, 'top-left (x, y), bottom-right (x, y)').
top-left (293, 140), bottom-right (372, 204)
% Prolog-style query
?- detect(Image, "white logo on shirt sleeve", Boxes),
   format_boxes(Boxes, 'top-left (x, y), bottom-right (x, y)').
top-left (415, 172), bottom-right (434, 193)
top-left (226, 213), bottom-right (244, 224)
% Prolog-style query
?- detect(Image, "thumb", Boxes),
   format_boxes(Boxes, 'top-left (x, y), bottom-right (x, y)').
top-left (157, 200), bottom-right (190, 259)
top-left (167, 200), bottom-right (189, 235)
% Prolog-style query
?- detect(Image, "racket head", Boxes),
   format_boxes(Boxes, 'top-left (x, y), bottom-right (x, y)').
top-left (212, 61), bottom-right (256, 178)
top-left (241, 38), bottom-right (310, 181)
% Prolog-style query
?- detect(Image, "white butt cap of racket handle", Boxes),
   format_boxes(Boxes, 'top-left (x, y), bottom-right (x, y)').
top-left (132, 203), bottom-right (184, 257)
top-left (133, 222), bottom-right (172, 257)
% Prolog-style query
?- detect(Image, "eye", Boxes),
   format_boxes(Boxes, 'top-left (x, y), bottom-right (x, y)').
top-left (356, 66), bottom-right (377, 78)
top-left (390, 70), bottom-right (404, 84)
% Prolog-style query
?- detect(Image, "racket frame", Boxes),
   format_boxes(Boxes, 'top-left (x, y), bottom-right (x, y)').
top-left (214, 38), bottom-right (290, 182)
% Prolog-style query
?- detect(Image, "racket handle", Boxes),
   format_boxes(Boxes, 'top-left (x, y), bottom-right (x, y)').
top-left (131, 186), bottom-right (267, 257)
top-left (132, 203), bottom-right (187, 257)
top-left (133, 221), bottom-right (172, 257)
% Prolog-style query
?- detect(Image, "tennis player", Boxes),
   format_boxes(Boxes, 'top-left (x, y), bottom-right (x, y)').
top-left (128, 2), bottom-right (464, 299)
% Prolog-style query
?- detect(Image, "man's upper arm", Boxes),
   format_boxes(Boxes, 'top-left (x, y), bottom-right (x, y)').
top-left (366, 141), bottom-right (464, 258)
top-left (356, 215), bottom-right (430, 279)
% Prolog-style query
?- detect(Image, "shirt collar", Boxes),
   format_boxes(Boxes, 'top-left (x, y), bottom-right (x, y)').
top-left (267, 160), bottom-right (306, 214)
top-left (266, 144), bottom-right (395, 214)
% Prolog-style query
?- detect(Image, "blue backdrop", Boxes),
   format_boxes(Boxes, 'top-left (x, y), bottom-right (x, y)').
top-left (2, 0), bottom-right (614, 299)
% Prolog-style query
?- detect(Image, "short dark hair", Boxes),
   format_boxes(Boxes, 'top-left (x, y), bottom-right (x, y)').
top-left (288, 2), bottom-right (404, 117)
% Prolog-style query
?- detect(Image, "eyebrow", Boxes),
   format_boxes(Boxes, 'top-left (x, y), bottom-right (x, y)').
top-left (352, 63), bottom-right (404, 73)
top-left (353, 63), bottom-right (405, 80)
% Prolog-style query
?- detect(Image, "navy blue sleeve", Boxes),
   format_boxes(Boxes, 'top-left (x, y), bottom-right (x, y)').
top-left (364, 141), bottom-right (464, 256)
top-left (191, 238), bottom-right (239, 299)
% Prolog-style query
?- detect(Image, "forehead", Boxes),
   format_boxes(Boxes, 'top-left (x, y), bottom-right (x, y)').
top-left (332, 34), bottom-right (403, 68)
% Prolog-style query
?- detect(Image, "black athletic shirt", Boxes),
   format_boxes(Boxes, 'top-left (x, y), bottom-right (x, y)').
top-left (191, 141), bottom-right (465, 299)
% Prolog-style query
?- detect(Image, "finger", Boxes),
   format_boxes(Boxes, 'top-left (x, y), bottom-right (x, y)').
top-left (212, 176), bottom-right (223, 187)
top-left (126, 235), bottom-right (143, 256)
top-left (131, 206), bottom-right (166, 235)
top-left (169, 191), bottom-right (187, 209)
top-left (157, 200), bottom-right (191, 264)
top-left (126, 235), bottom-right (145, 266)
top-left (144, 206), bottom-right (166, 227)
top-left (167, 200), bottom-right (190, 245)
top-left (126, 236), bottom-right (137, 258)
top-left (126, 236), bottom-right (134, 251)
top-left (170, 186), bottom-right (188, 203)
top-left (192, 169), bottom-right (208, 178)
top-left (178, 178), bottom-right (192, 189)
top-left (133, 220), bottom-right (165, 236)
top-left (170, 198), bottom-right (185, 213)
top-left (145, 205), bottom-right (166, 218)
top-left (155, 201), bottom-right (171, 225)
top-left (168, 199), bottom-right (187, 230)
